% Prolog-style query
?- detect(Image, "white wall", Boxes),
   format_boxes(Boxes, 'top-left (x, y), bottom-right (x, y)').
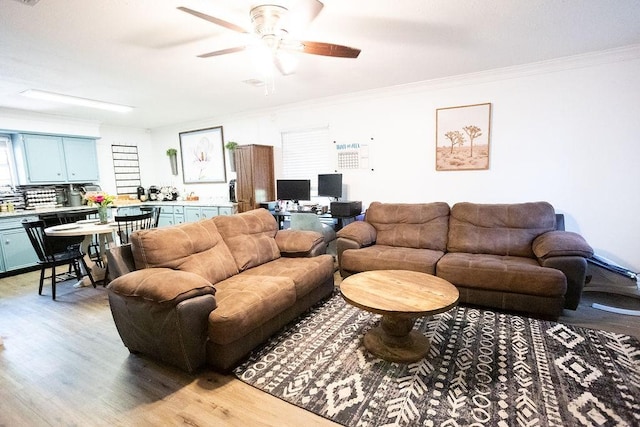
top-left (148, 46), bottom-right (640, 272)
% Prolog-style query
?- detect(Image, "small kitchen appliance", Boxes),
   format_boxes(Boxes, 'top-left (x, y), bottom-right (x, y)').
top-left (148, 186), bottom-right (160, 201)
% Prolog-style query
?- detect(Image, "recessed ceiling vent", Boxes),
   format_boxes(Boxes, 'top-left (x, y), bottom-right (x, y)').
top-left (12, 0), bottom-right (41, 5)
top-left (242, 79), bottom-right (266, 87)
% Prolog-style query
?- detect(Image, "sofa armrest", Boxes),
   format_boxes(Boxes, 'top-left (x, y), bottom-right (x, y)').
top-left (540, 256), bottom-right (588, 310)
top-left (533, 231), bottom-right (593, 260)
top-left (533, 231), bottom-right (593, 310)
top-left (336, 221), bottom-right (377, 246)
top-left (275, 229), bottom-right (326, 257)
top-left (108, 288), bottom-right (216, 373)
top-left (108, 268), bottom-right (216, 305)
top-left (107, 268), bottom-right (217, 373)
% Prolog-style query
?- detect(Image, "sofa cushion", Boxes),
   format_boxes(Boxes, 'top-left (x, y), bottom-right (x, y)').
top-left (240, 254), bottom-right (335, 298)
top-left (437, 252), bottom-right (567, 297)
top-left (447, 202), bottom-right (556, 258)
top-left (365, 202), bottom-right (450, 250)
top-left (208, 275), bottom-right (296, 345)
top-left (341, 245), bottom-right (444, 275)
top-left (130, 219), bottom-right (239, 285)
top-left (214, 208), bottom-right (281, 272)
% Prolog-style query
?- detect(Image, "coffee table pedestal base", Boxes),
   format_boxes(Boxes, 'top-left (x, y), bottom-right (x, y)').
top-left (363, 315), bottom-right (430, 363)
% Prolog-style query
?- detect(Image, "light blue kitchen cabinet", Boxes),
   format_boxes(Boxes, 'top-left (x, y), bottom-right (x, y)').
top-left (0, 239), bottom-right (5, 272)
top-left (218, 207), bottom-right (234, 216)
top-left (116, 204), bottom-right (234, 228)
top-left (14, 134), bottom-right (99, 184)
top-left (19, 134), bottom-right (66, 182)
top-left (201, 207), bottom-right (219, 219)
top-left (116, 206), bottom-right (141, 216)
top-left (0, 216), bottom-right (39, 273)
top-left (184, 207), bottom-right (201, 222)
top-left (157, 205), bottom-right (184, 227)
top-left (185, 206), bottom-right (219, 222)
top-left (63, 137), bottom-right (100, 182)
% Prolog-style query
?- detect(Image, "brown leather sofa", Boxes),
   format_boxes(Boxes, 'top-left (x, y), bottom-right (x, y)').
top-left (337, 201), bottom-right (593, 319)
top-left (106, 208), bottom-right (335, 373)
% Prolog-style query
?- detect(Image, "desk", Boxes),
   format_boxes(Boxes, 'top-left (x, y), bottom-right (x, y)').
top-left (45, 221), bottom-right (116, 286)
top-left (270, 210), bottom-right (357, 231)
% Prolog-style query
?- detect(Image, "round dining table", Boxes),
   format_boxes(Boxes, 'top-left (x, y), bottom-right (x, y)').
top-left (44, 220), bottom-right (117, 286)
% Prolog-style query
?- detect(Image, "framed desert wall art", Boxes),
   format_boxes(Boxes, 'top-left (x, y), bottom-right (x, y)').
top-left (435, 103), bottom-right (491, 171)
top-left (179, 126), bottom-right (227, 183)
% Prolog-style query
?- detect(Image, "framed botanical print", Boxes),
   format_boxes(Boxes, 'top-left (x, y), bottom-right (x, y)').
top-left (179, 126), bottom-right (227, 183)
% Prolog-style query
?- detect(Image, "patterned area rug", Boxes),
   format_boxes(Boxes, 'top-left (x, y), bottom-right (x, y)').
top-left (234, 293), bottom-right (640, 426)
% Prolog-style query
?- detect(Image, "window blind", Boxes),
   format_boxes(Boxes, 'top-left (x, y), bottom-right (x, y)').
top-left (281, 127), bottom-right (331, 190)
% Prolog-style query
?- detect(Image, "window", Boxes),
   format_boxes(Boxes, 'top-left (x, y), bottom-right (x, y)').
top-left (0, 135), bottom-right (16, 187)
top-left (281, 127), bottom-right (332, 191)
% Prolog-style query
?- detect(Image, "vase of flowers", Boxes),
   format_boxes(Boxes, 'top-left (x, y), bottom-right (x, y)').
top-left (85, 193), bottom-right (115, 224)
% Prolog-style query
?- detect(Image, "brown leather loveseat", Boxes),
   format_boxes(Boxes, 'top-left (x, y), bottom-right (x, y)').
top-left (337, 201), bottom-right (593, 319)
top-left (106, 208), bottom-right (335, 373)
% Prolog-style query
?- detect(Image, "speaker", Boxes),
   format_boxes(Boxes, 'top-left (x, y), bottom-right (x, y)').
top-left (330, 201), bottom-right (362, 217)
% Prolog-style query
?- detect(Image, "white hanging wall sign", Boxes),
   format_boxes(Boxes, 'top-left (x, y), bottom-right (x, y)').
top-left (334, 139), bottom-right (373, 171)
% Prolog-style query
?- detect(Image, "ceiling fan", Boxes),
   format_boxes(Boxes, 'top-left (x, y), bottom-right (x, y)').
top-left (177, 0), bottom-right (361, 75)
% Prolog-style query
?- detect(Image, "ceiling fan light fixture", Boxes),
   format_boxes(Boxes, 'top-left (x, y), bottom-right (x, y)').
top-left (250, 4), bottom-right (288, 37)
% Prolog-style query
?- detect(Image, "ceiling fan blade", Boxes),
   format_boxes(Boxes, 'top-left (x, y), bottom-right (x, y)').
top-left (177, 6), bottom-right (248, 34)
top-left (298, 41), bottom-right (361, 58)
top-left (285, 0), bottom-right (324, 36)
top-left (198, 46), bottom-right (247, 58)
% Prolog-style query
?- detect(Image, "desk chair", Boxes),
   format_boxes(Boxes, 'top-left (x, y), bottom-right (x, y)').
top-left (290, 213), bottom-right (337, 257)
top-left (22, 219), bottom-right (96, 300)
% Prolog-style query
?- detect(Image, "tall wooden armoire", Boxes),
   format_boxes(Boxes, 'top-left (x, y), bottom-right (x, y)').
top-left (235, 144), bottom-right (275, 213)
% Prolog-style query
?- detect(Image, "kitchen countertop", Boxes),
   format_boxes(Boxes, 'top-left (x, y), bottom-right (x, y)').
top-left (0, 200), bottom-right (237, 219)
top-left (113, 200), bottom-right (236, 208)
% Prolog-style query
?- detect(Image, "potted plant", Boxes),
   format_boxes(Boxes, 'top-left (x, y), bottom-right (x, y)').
top-left (225, 141), bottom-right (238, 172)
top-left (166, 148), bottom-right (178, 175)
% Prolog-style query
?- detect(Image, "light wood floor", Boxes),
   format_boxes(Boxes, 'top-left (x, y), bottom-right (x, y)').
top-left (0, 267), bottom-right (638, 426)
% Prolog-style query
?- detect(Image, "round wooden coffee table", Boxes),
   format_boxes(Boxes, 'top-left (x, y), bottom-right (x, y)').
top-left (340, 270), bottom-right (459, 363)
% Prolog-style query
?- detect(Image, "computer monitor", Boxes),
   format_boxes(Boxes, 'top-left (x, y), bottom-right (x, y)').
top-left (317, 173), bottom-right (342, 199)
top-left (276, 179), bottom-right (311, 203)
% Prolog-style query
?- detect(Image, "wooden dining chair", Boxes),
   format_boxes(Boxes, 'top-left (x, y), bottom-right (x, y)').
top-left (139, 206), bottom-right (161, 228)
top-left (22, 219), bottom-right (96, 300)
top-left (56, 209), bottom-right (103, 267)
top-left (113, 211), bottom-right (156, 245)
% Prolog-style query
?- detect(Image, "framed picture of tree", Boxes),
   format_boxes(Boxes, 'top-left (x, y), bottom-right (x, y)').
top-left (435, 103), bottom-right (491, 171)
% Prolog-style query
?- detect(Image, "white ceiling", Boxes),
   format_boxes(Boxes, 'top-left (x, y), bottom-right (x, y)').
top-left (1, 0), bottom-right (640, 130)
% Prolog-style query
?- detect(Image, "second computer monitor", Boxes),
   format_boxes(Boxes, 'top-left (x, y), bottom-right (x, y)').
top-left (317, 173), bottom-right (342, 199)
